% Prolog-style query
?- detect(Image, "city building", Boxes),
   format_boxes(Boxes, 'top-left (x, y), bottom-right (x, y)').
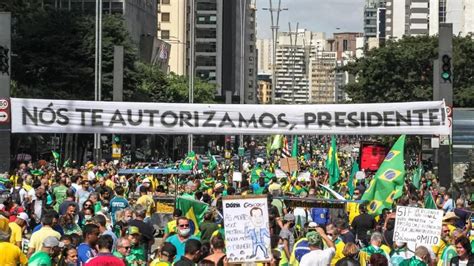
top-left (308, 51), bottom-right (337, 104)
top-left (156, 0), bottom-right (257, 103)
top-left (157, 0), bottom-right (187, 75)
top-left (363, 0), bottom-right (386, 46)
top-left (430, 0), bottom-right (474, 36)
top-left (256, 39), bottom-right (273, 75)
top-left (273, 29), bottom-right (326, 103)
top-left (257, 74), bottom-right (272, 104)
top-left (331, 32), bottom-right (364, 60)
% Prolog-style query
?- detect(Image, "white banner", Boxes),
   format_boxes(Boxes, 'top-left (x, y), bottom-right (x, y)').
top-left (393, 206), bottom-right (443, 246)
top-left (11, 98), bottom-right (450, 135)
top-left (222, 196), bottom-right (271, 263)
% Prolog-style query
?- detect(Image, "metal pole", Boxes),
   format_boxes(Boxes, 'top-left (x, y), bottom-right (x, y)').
top-left (289, 22), bottom-right (299, 104)
top-left (93, 0), bottom-right (102, 162)
top-left (188, 0), bottom-right (195, 153)
top-left (264, 0), bottom-right (286, 104)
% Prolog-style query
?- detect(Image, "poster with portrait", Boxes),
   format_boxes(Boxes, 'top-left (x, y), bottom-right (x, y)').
top-left (222, 196), bottom-right (271, 263)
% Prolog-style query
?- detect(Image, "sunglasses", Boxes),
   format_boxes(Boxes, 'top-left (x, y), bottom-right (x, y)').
top-left (122, 246), bottom-right (131, 250)
top-left (84, 204), bottom-right (91, 207)
top-left (179, 224), bottom-right (190, 228)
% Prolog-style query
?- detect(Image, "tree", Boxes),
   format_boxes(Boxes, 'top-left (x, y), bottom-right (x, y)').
top-left (342, 35), bottom-right (474, 107)
top-left (135, 63), bottom-right (216, 104)
top-left (6, 3), bottom-right (138, 101)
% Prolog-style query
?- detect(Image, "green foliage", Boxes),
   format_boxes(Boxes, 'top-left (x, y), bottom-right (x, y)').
top-left (135, 63), bottom-right (216, 104)
top-left (342, 35), bottom-right (474, 107)
top-left (8, 3), bottom-right (138, 101)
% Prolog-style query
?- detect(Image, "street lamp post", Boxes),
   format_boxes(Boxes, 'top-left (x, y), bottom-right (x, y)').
top-left (94, 0), bottom-right (103, 162)
top-left (263, 0), bottom-right (287, 104)
top-left (188, 0), bottom-right (195, 153)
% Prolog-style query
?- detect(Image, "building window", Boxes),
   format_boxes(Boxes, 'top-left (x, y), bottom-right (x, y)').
top-left (343, 40), bottom-right (348, 51)
top-left (162, 12), bottom-right (170, 22)
top-left (161, 30), bottom-right (170, 40)
top-left (162, 0), bottom-right (170, 4)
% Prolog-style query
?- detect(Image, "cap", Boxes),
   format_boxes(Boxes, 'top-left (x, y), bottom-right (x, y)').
top-left (306, 231), bottom-right (322, 246)
top-left (43, 236), bottom-right (64, 248)
top-left (160, 242), bottom-right (177, 257)
top-left (308, 222), bottom-right (318, 229)
top-left (128, 226), bottom-right (141, 235)
top-left (283, 213), bottom-right (295, 221)
top-left (17, 212), bottom-right (29, 222)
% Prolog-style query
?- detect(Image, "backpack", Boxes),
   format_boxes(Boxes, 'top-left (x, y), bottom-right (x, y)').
top-left (11, 188), bottom-right (21, 205)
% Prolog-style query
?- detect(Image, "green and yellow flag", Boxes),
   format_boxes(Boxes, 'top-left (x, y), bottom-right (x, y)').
top-left (361, 135), bottom-right (406, 215)
top-left (270, 135), bottom-right (283, 150)
top-left (176, 196), bottom-right (209, 235)
top-left (250, 165), bottom-right (275, 184)
top-left (180, 151), bottom-right (197, 171)
top-left (326, 136), bottom-right (340, 186)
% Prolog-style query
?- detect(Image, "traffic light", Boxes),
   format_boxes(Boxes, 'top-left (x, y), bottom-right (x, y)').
top-left (112, 134), bottom-right (121, 145)
top-left (441, 54), bottom-right (452, 82)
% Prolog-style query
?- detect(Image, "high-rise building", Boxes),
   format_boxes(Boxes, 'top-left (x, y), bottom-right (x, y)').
top-left (256, 39), bottom-right (273, 75)
top-left (273, 30), bottom-right (326, 104)
top-left (430, 0), bottom-right (474, 36)
top-left (308, 51), bottom-right (337, 104)
top-left (363, 0), bottom-right (386, 45)
top-left (257, 74), bottom-right (272, 104)
top-left (331, 32), bottom-right (364, 60)
top-left (157, 0), bottom-right (187, 75)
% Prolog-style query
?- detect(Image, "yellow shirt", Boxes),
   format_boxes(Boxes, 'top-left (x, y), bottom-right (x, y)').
top-left (346, 202), bottom-right (360, 224)
top-left (0, 215), bottom-right (10, 233)
top-left (331, 239), bottom-right (346, 266)
top-left (105, 179), bottom-right (115, 190)
top-left (0, 242), bottom-right (28, 265)
top-left (28, 226), bottom-right (61, 252)
top-left (8, 222), bottom-right (22, 245)
top-left (136, 195), bottom-right (155, 217)
top-left (433, 239), bottom-right (447, 262)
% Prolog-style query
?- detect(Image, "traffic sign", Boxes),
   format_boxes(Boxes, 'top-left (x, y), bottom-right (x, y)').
top-left (112, 144), bottom-right (121, 159)
top-left (0, 99), bottom-right (8, 110)
top-left (0, 110), bottom-right (8, 123)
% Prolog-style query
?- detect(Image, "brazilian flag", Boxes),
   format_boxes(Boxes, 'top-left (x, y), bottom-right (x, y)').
top-left (250, 165), bottom-right (275, 184)
top-left (326, 136), bottom-right (340, 186)
top-left (424, 191), bottom-right (437, 209)
top-left (412, 162), bottom-right (423, 189)
top-left (361, 135), bottom-right (406, 215)
top-left (180, 151), bottom-right (197, 171)
top-left (176, 196), bottom-right (209, 235)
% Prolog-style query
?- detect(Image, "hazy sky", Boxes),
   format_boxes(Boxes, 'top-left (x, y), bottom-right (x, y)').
top-left (256, 0), bottom-right (365, 39)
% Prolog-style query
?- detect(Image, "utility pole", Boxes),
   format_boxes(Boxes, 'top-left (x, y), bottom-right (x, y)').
top-left (94, 0), bottom-right (103, 163)
top-left (0, 13), bottom-right (11, 172)
top-left (263, 0), bottom-right (287, 104)
top-left (288, 22), bottom-right (299, 104)
top-left (433, 23), bottom-right (453, 189)
top-left (188, 0), bottom-right (195, 153)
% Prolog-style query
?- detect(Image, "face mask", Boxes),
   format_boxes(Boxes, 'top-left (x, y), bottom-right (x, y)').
top-left (328, 235), bottom-right (334, 241)
top-left (124, 217), bottom-right (131, 222)
top-left (84, 215), bottom-right (92, 220)
top-left (278, 244), bottom-right (285, 250)
top-left (179, 228), bottom-right (191, 237)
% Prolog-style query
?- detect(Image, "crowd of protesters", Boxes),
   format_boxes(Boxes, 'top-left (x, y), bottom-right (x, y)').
top-left (0, 137), bottom-right (472, 266)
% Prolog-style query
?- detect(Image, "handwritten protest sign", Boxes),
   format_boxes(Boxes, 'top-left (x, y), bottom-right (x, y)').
top-left (393, 206), bottom-right (443, 245)
top-left (223, 196), bottom-right (271, 263)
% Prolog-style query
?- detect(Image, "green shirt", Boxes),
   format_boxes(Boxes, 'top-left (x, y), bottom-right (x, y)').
top-left (28, 251), bottom-right (52, 266)
top-left (53, 185), bottom-right (68, 210)
top-left (126, 245), bottom-right (146, 265)
top-left (113, 251), bottom-right (130, 266)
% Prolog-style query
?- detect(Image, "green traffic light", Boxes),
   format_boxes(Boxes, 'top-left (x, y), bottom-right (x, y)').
top-left (442, 72), bottom-right (451, 80)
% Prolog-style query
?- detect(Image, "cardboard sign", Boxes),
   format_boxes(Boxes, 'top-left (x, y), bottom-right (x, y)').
top-left (280, 157), bottom-right (299, 173)
top-left (393, 206), bottom-right (443, 246)
top-left (233, 171), bottom-right (242, 182)
top-left (223, 196), bottom-right (271, 263)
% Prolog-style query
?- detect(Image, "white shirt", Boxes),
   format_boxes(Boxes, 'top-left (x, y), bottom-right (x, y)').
top-left (300, 247), bottom-right (335, 266)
